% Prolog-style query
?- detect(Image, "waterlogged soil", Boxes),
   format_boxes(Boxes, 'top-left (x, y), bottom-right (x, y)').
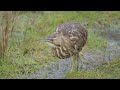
top-left (27, 29), bottom-right (120, 79)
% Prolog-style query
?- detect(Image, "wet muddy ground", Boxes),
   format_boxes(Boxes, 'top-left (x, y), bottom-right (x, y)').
top-left (27, 27), bottom-right (120, 79)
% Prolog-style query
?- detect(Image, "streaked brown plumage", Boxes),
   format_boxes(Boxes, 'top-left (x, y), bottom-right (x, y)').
top-left (39, 22), bottom-right (88, 71)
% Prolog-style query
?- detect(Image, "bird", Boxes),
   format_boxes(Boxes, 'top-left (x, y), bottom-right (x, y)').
top-left (38, 22), bottom-right (88, 71)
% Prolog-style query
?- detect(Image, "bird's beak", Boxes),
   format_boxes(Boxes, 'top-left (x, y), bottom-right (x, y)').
top-left (37, 38), bottom-right (55, 47)
top-left (37, 38), bottom-right (52, 42)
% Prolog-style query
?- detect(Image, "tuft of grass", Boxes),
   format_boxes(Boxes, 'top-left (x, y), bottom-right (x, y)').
top-left (87, 29), bottom-right (108, 51)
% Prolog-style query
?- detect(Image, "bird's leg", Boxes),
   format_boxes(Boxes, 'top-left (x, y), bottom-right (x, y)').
top-left (79, 55), bottom-right (83, 69)
top-left (71, 53), bottom-right (79, 72)
top-left (76, 53), bottom-right (79, 71)
top-left (79, 52), bottom-right (90, 68)
top-left (71, 56), bottom-right (75, 72)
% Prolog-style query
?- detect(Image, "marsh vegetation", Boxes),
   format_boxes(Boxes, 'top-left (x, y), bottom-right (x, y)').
top-left (0, 11), bottom-right (120, 79)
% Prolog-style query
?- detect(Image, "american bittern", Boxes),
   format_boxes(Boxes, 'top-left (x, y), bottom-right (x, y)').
top-left (39, 22), bottom-right (88, 71)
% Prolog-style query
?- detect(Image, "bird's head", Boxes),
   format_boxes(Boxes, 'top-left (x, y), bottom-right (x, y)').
top-left (37, 37), bottom-right (56, 47)
top-left (37, 33), bottom-right (68, 48)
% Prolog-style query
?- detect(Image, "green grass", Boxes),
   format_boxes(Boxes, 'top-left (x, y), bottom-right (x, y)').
top-left (87, 29), bottom-right (108, 51)
top-left (65, 58), bottom-right (120, 79)
top-left (0, 11), bottom-right (120, 79)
